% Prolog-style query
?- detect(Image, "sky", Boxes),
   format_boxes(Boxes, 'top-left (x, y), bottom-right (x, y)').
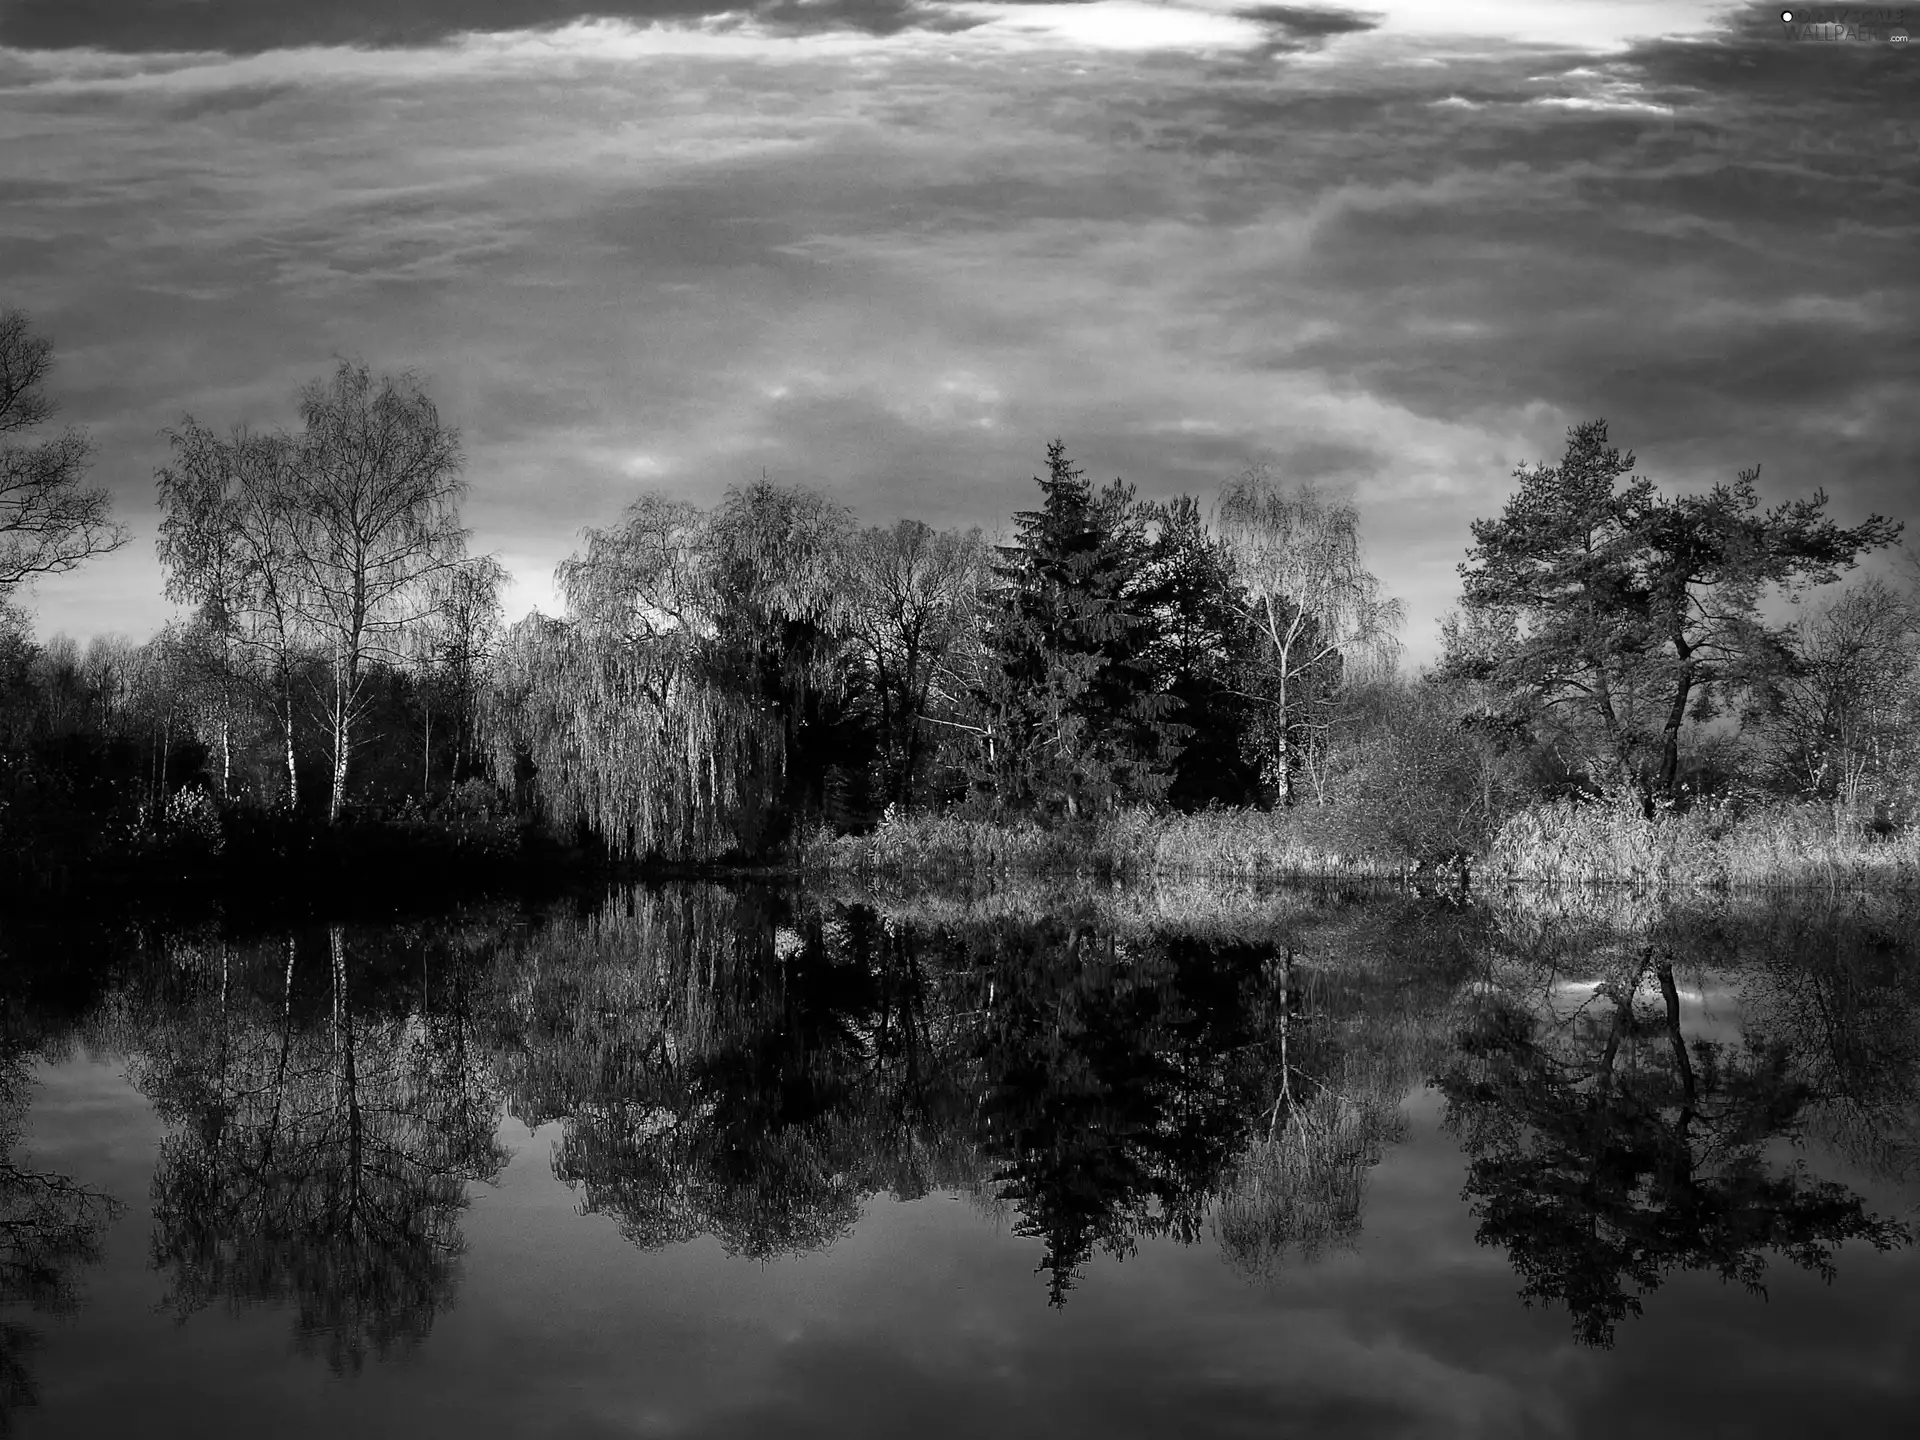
top-left (2, 0), bottom-right (1915, 665)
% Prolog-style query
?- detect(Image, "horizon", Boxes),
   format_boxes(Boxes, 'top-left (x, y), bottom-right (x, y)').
top-left (4, 1), bottom-right (1915, 666)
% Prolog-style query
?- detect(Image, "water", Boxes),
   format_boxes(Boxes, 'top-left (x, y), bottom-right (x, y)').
top-left (2, 882), bottom-right (1916, 1437)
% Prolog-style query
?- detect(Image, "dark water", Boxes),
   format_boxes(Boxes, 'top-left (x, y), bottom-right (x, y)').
top-left (1, 882), bottom-right (1916, 1437)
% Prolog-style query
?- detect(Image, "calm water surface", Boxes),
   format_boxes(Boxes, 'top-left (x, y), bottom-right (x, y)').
top-left (2, 882), bottom-right (1916, 1437)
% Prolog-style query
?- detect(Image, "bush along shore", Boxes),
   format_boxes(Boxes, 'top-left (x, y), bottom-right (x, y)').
top-left (798, 793), bottom-right (1920, 891)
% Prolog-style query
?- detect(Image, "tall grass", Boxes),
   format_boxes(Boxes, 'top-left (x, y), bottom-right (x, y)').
top-left (798, 806), bottom-right (1404, 883)
top-left (1486, 792), bottom-right (1920, 889)
top-left (799, 792), bottom-right (1920, 890)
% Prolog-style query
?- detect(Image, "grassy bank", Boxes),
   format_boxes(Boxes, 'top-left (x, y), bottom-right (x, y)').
top-left (800, 794), bottom-right (1920, 890)
top-left (1485, 794), bottom-right (1920, 889)
top-left (800, 807), bottom-right (1404, 884)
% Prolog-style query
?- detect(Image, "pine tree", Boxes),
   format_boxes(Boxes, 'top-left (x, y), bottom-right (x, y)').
top-left (970, 441), bottom-right (1179, 816)
top-left (1137, 496), bottom-right (1260, 809)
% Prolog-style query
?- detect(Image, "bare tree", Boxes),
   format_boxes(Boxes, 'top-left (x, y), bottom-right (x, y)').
top-left (1749, 575), bottom-right (1920, 806)
top-left (842, 520), bottom-right (988, 807)
top-left (1214, 465), bottom-right (1403, 805)
top-left (285, 363), bottom-right (466, 821)
top-left (413, 554), bottom-right (507, 793)
top-left (0, 309), bottom-right (126, 598)
top-left (157, 422), bottom-right (310, 807)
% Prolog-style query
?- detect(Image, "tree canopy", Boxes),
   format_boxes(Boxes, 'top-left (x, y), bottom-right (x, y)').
top-left (1458, 420), bottom-right (1901, 800)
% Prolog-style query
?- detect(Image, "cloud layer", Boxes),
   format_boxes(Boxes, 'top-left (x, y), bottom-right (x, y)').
top-left (3, 2), bottom-right (1914, 658)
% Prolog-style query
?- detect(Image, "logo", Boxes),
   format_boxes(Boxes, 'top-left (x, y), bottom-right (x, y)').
top-left (1780, 6), bottom-right (1918, 38)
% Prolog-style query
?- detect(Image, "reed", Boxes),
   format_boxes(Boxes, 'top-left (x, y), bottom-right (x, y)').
top-left (1484, 792), bottom-right (1920, 890)
top-left (799, 791), bottom-right (1920, 890)
top-left (798, 805), bottom-right (1403, 883)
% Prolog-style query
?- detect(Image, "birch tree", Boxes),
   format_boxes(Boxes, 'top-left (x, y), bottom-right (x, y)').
top-left (286, 363), bottom-right (465, 821)
top-left (157, 422), bottom-right (309, 807)
top-left (1214, 465), bottom-right (1403, 806)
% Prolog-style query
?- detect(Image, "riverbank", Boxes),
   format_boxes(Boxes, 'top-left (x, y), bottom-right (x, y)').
top-left (799, 795), bottom-right (1920, 890)
top-left (0, 810), bottom-right (604, 923)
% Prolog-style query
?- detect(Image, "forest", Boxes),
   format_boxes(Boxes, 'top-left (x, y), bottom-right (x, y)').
top-left (3, 306), bottom-right (1917, 894)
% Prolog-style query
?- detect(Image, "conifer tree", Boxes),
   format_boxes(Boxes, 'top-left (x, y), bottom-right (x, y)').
top-left (969, 441), bottom-right (1179, 816)
top-left (1137, 495), bottom-right (1260, 809)
top-left (1459, 420), bottom-right (1902, 802)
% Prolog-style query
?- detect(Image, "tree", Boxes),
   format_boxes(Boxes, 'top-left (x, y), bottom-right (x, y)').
top-left (285, 363), bottom-right (466, 821)
top-left (970, 441), bottom-right (1179, 816)
top-left (704, 479), bottom-right (858, 830)
top-left (156, 421), bottom-right (308, 806)
top-left (520, 479), bottom-right (856, 857)
top-left (841, 520), bottom-right (987, 808)
top-left (1747, 575), bottom-right (1920, 805)
top-left (0, 309), bottom-right (126, 598)
top-left (1214, 465), bottom-right (1402, 806)
top-left (1136, 496), bottom-right (1263, 810)
top-left (1458, 423), bottom-right (1663, 795)
top-left (1638, 469), bottom-right (1902, 797)
top-left (413, 555), bottom-right (508, 793)
top-left (1459, 421), bottom-right (1901, 803)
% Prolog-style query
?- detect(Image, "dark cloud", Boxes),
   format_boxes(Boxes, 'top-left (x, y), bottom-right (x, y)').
top-left (1144, 10), bottom-right (1920, 537)
top-left (746, 0), bottom-right (987, 39)
top-left (0, 0), bottom-right (1007, 53)
top-left (1234, 5), bottom-right (1380, 40)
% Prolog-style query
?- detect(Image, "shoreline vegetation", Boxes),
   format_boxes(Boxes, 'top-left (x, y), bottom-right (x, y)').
top-left (800, 795), bottom-right (1920, 891)
top-left (11, 784), bottom-right (1918, 912)
top-left (11, 800), bottom-right (1916, 922)
top-left (6, 311), bottom-right (1919, 901)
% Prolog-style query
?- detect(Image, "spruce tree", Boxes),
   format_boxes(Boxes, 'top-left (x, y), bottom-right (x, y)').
top-left (970, 441), bottom-right (1179, 816)
top-left (1138, 495), bottom-right (1260, 809)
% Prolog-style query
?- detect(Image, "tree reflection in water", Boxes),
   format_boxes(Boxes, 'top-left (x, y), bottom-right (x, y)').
top-left (0, 1024), bottom-right (122, 1432)
top-left (15, 880), bottom-right (1913, 1381)
top-left (118, 923), bottom-right (507, 1373)
top-left (484, 886), bottom-right (1469, 1304)
top-left (1437, 891), bottom-right (1919, 1347)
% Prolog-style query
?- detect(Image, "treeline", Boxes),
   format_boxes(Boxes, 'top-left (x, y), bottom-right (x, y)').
top-left (3, 312), bottom-right (516, 888)
top-left (487, 440), bottom-right (1402, 860)
top-left (486, 423), bottom-right (1918, 868)
top-left (4, 305), bottom-right (1917, 885)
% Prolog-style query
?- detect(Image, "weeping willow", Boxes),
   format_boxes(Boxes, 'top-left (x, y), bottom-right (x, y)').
top-left (486, 482), bottom-right (855, 861)
top-left (481, 886), bottom-right (911, 1258)
top-left (488, 615), bottom-right (783, 861)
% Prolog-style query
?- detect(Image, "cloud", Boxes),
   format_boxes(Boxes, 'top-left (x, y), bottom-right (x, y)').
top-left (6, 1), bottom-right (1914, 665)
top-left (1234, 5), bottom-right (1381, 39)
top-left (0, 1), bottom-right (903, 53)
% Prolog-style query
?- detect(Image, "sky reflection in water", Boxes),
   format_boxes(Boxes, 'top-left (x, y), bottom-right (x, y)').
top-left (2, 882), bottom-right (1916, 1438)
